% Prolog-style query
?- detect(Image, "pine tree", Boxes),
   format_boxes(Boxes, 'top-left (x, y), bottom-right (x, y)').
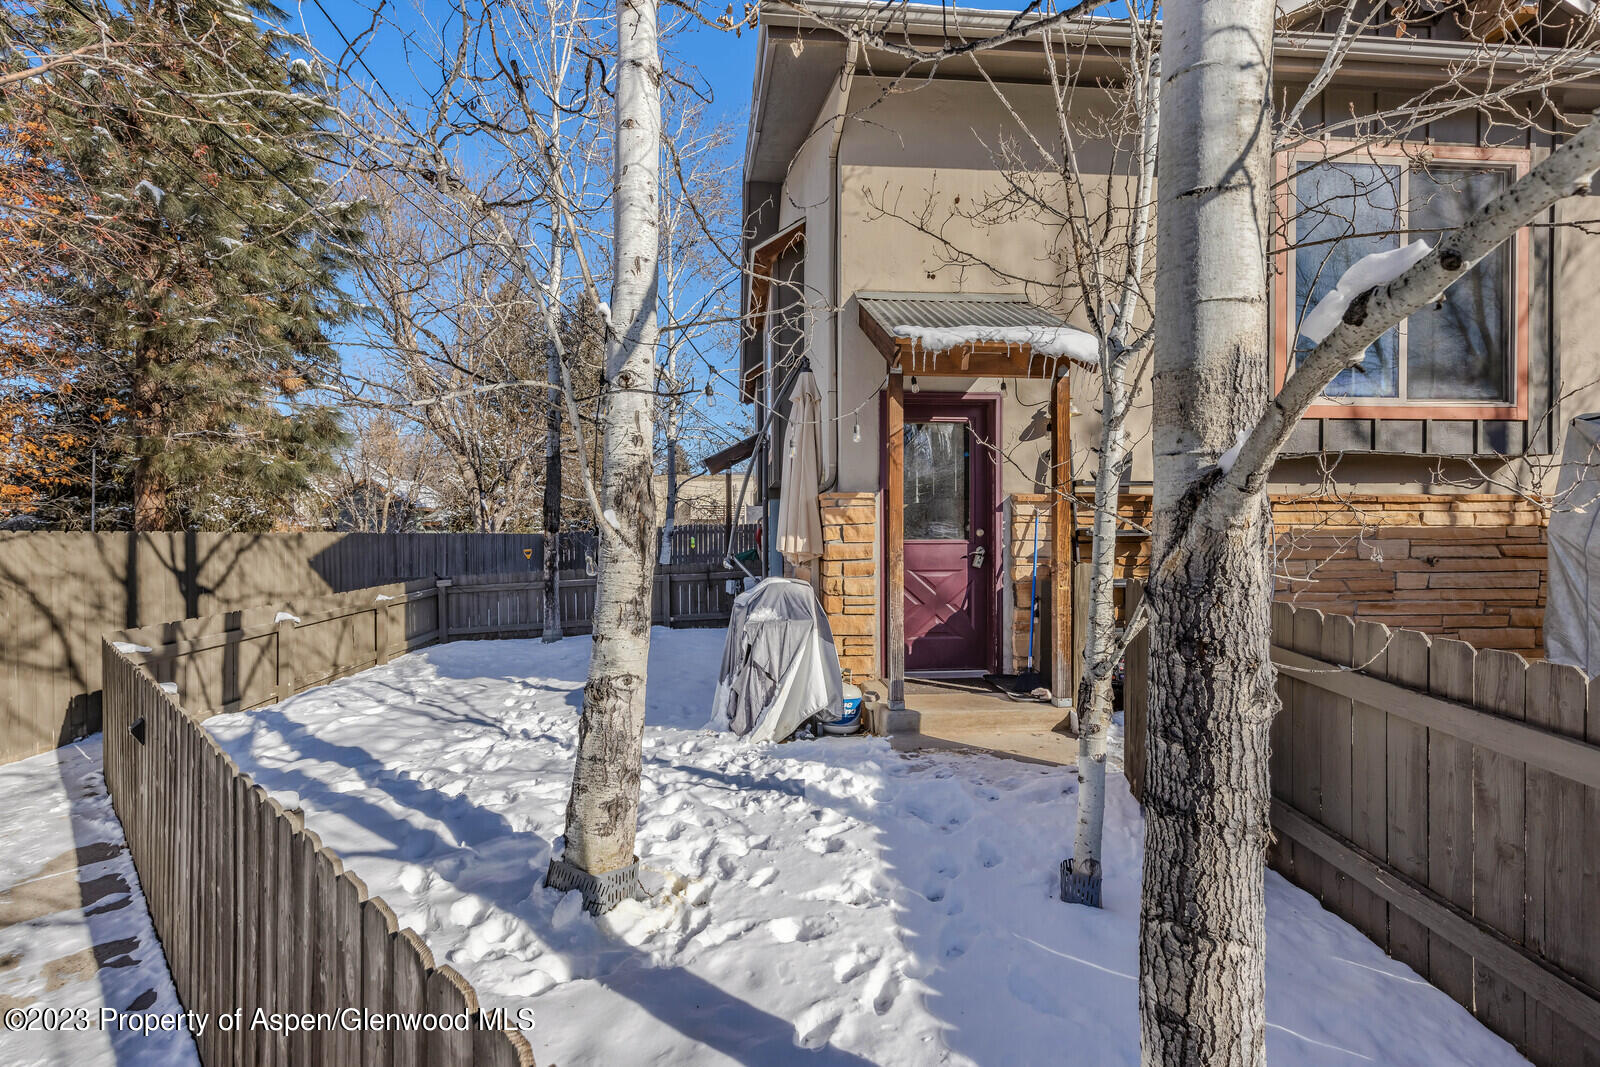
top-left (1, 0), bottom-right (366, 529)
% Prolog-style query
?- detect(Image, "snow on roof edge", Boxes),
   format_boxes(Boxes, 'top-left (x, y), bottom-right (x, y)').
top-left (890, 323), bottom-right (1101, 367)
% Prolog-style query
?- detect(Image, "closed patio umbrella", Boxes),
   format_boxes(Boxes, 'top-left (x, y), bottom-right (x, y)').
top-left (775, 370), bottom-right (824, 580)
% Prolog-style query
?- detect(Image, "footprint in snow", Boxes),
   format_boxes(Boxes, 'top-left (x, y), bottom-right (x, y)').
top-left (833, 948), bottom-right (879, 983)
top-left (916, 852), bottom-right (962, 901)
top-left (462, 911), bottom-right (513, 960)
top-left (903, 789), bottom-right (973, 830)
top-left (801, 874), bottom-right (877, 909)
top-left (1006, 965), bottom-right (1067, 1018)
top-left (748, 866), bottom-right (778, 889)
top-left (448, 894), bottom-right (487, 927)
top-left (673, 907), bottom-right (714, 950)
top-left (768, 915), bottom-right (832, 943)
top-left (976, 839), bottom-right (1005, 869)
top-left (863, 961), bottom-right (901, 1016)
top-left (397, 863), bottom-right (430, 894)
top-left (684, 918), bottom-right (759, 954)
top-left (805, 831), bottom-right (846, 856)
top-left (938, 925), bottom-right (971, 960)
top-left (792, 1002), bottom-right (843, 1049)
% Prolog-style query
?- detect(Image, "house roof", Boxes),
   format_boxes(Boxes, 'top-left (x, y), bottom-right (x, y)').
top-left (702, 432), bottom-right (761, 474)
top-left (746, 1), bottom-right (1600, 186)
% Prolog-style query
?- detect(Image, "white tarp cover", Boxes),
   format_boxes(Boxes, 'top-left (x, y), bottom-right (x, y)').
top-left (709, 577), bottom-right (845, 743)
top-left (1547, 415), bottom-right (1600, 676)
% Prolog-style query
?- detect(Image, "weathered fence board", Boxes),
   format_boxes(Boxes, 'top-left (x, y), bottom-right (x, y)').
top-left (1121, 599), bottom-right (1600, 1065)
top-left (101, 581), bottom-right (540, 1066)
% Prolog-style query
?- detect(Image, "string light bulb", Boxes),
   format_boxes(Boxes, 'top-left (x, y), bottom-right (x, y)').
top-left (1000, 380), bottom-right (1008, 394)
top-left (704, 381), bottom-right (714, 399)
top-left (851, 416), bottom-right (861, 443)
top-left (909, 376), bottom-right (920, 393)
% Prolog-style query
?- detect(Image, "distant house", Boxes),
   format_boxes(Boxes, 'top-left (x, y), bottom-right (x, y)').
top-left (738, 0), bottom-right (1600, 694)
top-left (652, 469), bottom-right (760, 527)
top-left (312, 475), bottom-right (446, 532)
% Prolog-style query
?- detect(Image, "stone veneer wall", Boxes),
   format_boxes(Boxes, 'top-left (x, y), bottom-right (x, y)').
top-left (824, 490), bottom-right (1548, 683)
top-left (1008, 492), bottom-right (1550, 658)
top-left (819, 492), bottom-right (878, 681)
top-left (1271, 494), bottom-right (1548, 652)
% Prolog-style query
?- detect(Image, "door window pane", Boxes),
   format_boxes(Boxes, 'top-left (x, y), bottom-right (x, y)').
top-left (1295, 161), bottom-right (1402, 398)
top-left (1407, 167), bottom-right (1508, 400)
top-left (904, 422), bottom-right (968, 540)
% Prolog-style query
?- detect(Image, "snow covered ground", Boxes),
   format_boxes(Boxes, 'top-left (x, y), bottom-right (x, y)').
top-left (206, 629), bottom-right (1525, 1066)
top-left (0, 738), bottom-right (198, 1067)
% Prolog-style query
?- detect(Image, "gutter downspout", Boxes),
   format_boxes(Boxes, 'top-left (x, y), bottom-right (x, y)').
top-left (821, 40), bottom-right (860, 491)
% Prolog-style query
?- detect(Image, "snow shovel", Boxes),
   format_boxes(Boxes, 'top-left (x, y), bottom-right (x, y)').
top-left (1007, 512), bottom-right (1051, 701)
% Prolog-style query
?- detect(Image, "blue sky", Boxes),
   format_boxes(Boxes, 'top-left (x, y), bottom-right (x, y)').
top-left (292, 0), bottom-right (759, 446)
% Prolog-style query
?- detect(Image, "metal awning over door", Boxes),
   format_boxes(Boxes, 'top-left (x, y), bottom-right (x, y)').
top-left (857, 292), bottom-right (1097, 378)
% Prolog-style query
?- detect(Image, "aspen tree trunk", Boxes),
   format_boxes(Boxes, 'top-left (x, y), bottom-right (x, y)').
top-left (658, 234), bottom-right (679, 566)
top-left (542, 218), bottom-right (566, 642)
top-left (1066, 356), bottom-right (1131, 895)
top-left (1066, 56), bottom-right (1158, 906)
top-left (555, 0), bottom-right (661, 885)
top-left (1141, 1), bottom-right (1276, 1063)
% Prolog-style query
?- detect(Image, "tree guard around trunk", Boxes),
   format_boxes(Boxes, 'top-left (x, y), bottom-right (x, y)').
top-left (544, 854), bottom-right (645, 915)
top-left (1060, 856), bottom-right (1102, 908)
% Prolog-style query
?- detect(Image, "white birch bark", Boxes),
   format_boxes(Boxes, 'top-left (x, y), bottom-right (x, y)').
top-left (1139, 3), bottom-right (1600, 1055)
top-left (557, 0), bottom-right (661, 882)
top-left (1066, 53), bottom-right (1158, 903)
top-left (1141, 1), bottom-right (1277, 1062)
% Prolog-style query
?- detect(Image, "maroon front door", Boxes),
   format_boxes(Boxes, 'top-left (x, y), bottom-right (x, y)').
top-left (901, 397), bottom-right (995, 672)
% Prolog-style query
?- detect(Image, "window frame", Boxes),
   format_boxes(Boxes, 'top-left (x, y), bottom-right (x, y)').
top-left (1272, 141), bottom-right (1531, 421)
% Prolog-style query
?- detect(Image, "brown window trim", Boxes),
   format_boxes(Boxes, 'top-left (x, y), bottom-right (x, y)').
top-left (742, 219), bottom-right (807, 403)
top-left (1272, 141), bottom-right (1531, 422)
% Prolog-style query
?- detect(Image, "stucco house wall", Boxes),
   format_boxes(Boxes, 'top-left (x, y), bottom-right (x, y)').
top-left (784, 74), bottom-right (1600, 498)
top-left (756, 36), bottom-right (1600, 674)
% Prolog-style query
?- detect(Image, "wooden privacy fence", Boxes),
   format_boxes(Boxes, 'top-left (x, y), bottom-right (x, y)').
top-left (99, 571), bottom-right (745, 720)
top-left (1121, 590), bottom-right (1600, 1065)
top-left (0, 528), bottom-right (756, 765)
top-left (559, 522), bottom-right (760, 570)
top-left (101, 580), bottom-right (540, 1066)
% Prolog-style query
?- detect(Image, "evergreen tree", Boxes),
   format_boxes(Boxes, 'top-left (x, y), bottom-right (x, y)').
top-left (0, 0), bottom-right (366, 529)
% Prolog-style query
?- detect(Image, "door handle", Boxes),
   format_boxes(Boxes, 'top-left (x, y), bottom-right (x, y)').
top-left (967, 546), bottom-right (987, 569)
